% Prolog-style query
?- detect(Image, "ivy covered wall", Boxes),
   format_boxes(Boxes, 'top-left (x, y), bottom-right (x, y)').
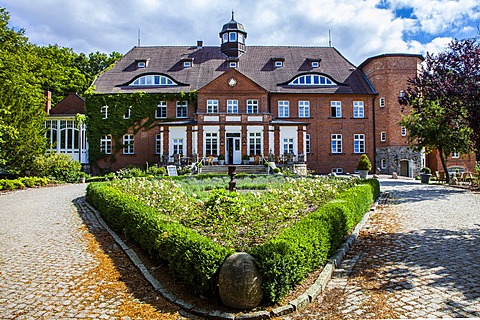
top-left (85, 91), bottom-right (197, 172)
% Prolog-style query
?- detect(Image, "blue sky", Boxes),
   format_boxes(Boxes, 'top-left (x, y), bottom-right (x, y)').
top-left (1, 0), bottom-right (479, 65)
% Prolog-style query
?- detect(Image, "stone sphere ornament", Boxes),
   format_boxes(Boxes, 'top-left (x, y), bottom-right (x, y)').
top-left (218, 252), bottom-right (263, 309)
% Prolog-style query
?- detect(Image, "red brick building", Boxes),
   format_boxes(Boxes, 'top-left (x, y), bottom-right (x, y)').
top-left (88, 15), bottom-right (475, 175)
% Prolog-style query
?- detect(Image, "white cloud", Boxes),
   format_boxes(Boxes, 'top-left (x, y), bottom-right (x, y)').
top-left (3, 0), bottom-right (478, 65)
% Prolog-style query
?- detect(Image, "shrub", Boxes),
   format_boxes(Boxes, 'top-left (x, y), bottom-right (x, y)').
top-left (250, 180), bottom-right (377, 303)
top-left (146, 165), bottom-right (167, 176)
top-left (0, 176), bottom-right (50, 190)
top-left (421, 167), bottom-right (431, 174)
top-left (34, 153), bottom-right (82, 183)
top-left (356, 154), bottom-right (372, 171)
top-left (86, 182), bottom-right (232, 294)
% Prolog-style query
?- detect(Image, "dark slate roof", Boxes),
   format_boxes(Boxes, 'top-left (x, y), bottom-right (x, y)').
top-left (92, 46), bottom-right (374, 95)
top-left (49, 92), bottom-right (85, 115)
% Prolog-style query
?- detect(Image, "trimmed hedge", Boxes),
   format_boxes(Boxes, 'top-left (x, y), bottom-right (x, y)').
top-left (0, 177), bottom-right (50, 191)
top-left (86, 182), bottom-right (233, 294)
top-left (249, 179), bottom-right (379, 302)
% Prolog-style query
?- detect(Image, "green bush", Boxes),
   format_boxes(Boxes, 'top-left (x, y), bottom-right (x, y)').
top-left (86, 182), bottom-right (233, 294)
top-left (250, 180), bottom-right (378, 303)
top-left (356, 154), bottom-right (372, 171)
top-left (0, 177), bottom-right (50, 190)
top-left (33, 153), bottom-right (82, 183)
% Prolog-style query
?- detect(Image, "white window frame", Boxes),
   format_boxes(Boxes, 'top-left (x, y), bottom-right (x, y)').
top-left (401, 126), bottom-right (407, 137)
top-left (380, 97), bottom-right (385, 108)
top-left (205, 132), bottom-right (218, 156)
top-left (289, 75), bottom-right (334, 86)
top-left (311, 61), bottom-right (319, 68)
top-left (331, 134), bottom-right (342, 154)
top-left (131, 75), bottom-right (176, 86)
top-left (331, 101), bottom-right (342, 118)
top-left (249, 132), bottom-right (262, 156)
top-left (172, 138), bottom-right (184, 155)
top-left (305, 133), bottom-right (311, 154)
top-left (101, 106), bottom-right (108, 119)
top-left (282, 138), bottom-right (294, 154)
top-left (278, 101), bottom-right (289, 118)
top-left (183, 61), bottom-right (191, 68)
top-left (156, 101), bottom-right (167, 119)
top-left (155, 134), bottom-right (162, 154)
top-left (380, 131), bottom-right (386, 142)
top-left (247, 99), bottom-right (258, 114)
top-left (332, 168), bottom-right (343, 174)
top-left (275, 60), bottom-right (283, 68)
top-left (100, 135), bottom-right (112, 154)
top-left (353, 101), bottom-right (364, 118)
top-left (227, 100), bottom-right (238, 114)
top-left (381, 158), bottom-right (387, 169)
top-left (123, 134), bottom-right (134, 154)
top-left (229, 32), bottom-right (237, 42)
top-left (124, 106), bottom-right (131, 119)
top-left (176, 101), bottom-right (188, 118)
top-left (137, 61), bottom-right (146, 68)
top-left (207, 100), bottom-right (219, 114)
top-left (452, 151), bottom-right (460, 158)
top-left (298, 101), bottom-right (310, 118)
top-left (354, 134), bottom-right (365, 153)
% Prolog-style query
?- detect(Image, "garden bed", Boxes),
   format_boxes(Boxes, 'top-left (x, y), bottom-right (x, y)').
top-left (86, 175), bottom-right (379, 305)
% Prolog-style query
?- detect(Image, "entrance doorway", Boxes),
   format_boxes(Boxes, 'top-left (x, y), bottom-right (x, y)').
top-left (226, 133), bottom-right (241, 164)
top-left (400, 160), bottom-right (410, 177)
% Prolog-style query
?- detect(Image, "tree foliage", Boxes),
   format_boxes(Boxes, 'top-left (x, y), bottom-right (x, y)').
top-left (400, 37), bottom-right (479, 180)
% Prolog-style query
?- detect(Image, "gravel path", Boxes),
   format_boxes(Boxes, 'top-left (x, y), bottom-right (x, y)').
top-left (287, 178), bottom-right (480, 319)
top-left (0, 184), bottom-right (181, 319)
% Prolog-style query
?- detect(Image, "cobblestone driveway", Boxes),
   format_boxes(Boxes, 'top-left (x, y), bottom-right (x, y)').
top-left (287, 179), bottom-right (480, 319)
top-left (0, 184), bottom-right (181, 319)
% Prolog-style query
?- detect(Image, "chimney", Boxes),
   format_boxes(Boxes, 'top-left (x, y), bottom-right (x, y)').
top-left (44, 91), bottom-right (52, 114)
top-left (197, 40), bottom-right (203, 48)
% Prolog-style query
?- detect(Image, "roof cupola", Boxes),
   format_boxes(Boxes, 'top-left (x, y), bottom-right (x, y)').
top-left (219, 12), bottom-right (247, 57)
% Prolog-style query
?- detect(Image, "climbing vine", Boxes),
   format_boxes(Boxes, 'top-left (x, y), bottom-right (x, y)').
top-left (85, 91), bottom-right (197, 172)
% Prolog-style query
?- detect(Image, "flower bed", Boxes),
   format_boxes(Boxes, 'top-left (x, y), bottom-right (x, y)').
top-left (86, 175), bottom-right (379, 302)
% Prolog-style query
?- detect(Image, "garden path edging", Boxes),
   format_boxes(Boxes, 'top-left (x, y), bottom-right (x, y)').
top-left (81, 194), bottom-right (382, 319)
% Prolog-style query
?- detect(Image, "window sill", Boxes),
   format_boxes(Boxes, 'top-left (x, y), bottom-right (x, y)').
top-left (330, 152), bottom-right (344, 155)
top-left (350, 117), bottom-right (368, 119)
top-left (328, 117), bottom-right (346, 119)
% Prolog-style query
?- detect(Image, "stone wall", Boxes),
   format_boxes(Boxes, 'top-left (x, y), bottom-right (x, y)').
top-left (376, 146), bottom-right (424, 177)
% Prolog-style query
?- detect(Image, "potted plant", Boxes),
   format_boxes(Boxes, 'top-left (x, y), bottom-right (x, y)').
top-left (356, 154), bottom-right (372, 179)
top-left (218, 153), bottom-right (225, 165)
top-left (242, 154), bottom-right (250, 165)
top-left (420, 167), bottom-right (432, 184)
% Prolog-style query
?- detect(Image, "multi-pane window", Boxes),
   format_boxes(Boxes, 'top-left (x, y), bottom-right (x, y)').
top-left (249, 132), bottom-right (262, 155)
top-left (172, 138), bottom-right (184, 155)
top-left (298, 101), bottom-right (310, 118)
top-left (123, 134), bottom-right (134, 154)
top-left (305, 134), bottom-right (311, 154)
top-left (331, 101), bottom-right (342, 118)
top-left (278, 101), bottom-right (289, 118)
top-left (354, 134), bottom-right (365, 153)
top-left (155, 134), bottom-right (162, 154)
top-left (283, 138), bottom-right (294, 154)
top-left (156, 101), bottom-right (167, 118)
top-left (381, 131), bottom-right (386, 142)
top-left (124, 106), bottom-right (131, 119)
top-left (401, 126), bottom-right (407, 136)
top-left (101, 106), bottom-right (108, 119)
top-left (176, 101), bottom-right (188, 118)
top-left (227, 100), bottom-right (238, 114)
top-left (380, 97), bottom-right (385, 108)
top-left (247, 99), bottom-right (258, 114)
top-left (331, 134), bottom-right (342, 153)
top-left (207, 100), bottom-right (219, 114)
top-left (205, 132), bottom-right (218, 156)
top-left (100, 135), bottom-right (112, 154)
top-left (44, 120), bottom-right (58, 149)
top-left (381, 158), bottom-right (387, 169)
top-left (353, 101), bottom-right (364, 118)
top-left (452, 151), bottom-right (460, 158)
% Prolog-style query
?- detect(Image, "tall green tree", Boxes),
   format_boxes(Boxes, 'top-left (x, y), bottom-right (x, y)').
top-left (75, 51), bottom-right (123, 85)
top-left (0, 7), bottom-right (47, 174)
top-left (400, 101), bottom-right (473, 183)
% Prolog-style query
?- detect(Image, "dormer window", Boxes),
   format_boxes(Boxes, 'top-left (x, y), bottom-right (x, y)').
top-left (311, 61), bottom-right (319, 68)
top-left (184, 61), bottom-right (191, 68)
top-left (137, 61), bottom-right (146, 68)
top-left (307, 58), bottom-right (321, 68)
top-left (273, 58), bottom-right (285, 68)
top-left (229, 61), bottom-right (237, 68)
top-left (130, 75), bottom-right (177, 86)
top-left (289, 74), bottom-right (335, 86)
top-left (229, 32), bottom-right (237, 42)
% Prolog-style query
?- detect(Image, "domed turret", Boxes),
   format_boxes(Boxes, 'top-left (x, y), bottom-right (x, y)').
top-left (219, 12), bottom-right (247, 57)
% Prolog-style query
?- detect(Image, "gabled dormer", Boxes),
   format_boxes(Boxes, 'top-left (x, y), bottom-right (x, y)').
top-left (219, 12), bottom-right (247, 57)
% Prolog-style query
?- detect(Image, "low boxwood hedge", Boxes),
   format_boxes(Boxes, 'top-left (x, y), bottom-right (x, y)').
top-left (86, 182), bottom-right (233, 294)
top-left (0, 177), bottom-right (50, 191)
top-left (86, 178), bottom-right (379, 303)
top-left (249, 179), bottom-right (379, 302)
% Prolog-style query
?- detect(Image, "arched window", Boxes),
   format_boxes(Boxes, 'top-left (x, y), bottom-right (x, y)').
top-left (289, 75), bottom-right (335, 86)
top-left (130, 75), bottom-right (177, 86)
